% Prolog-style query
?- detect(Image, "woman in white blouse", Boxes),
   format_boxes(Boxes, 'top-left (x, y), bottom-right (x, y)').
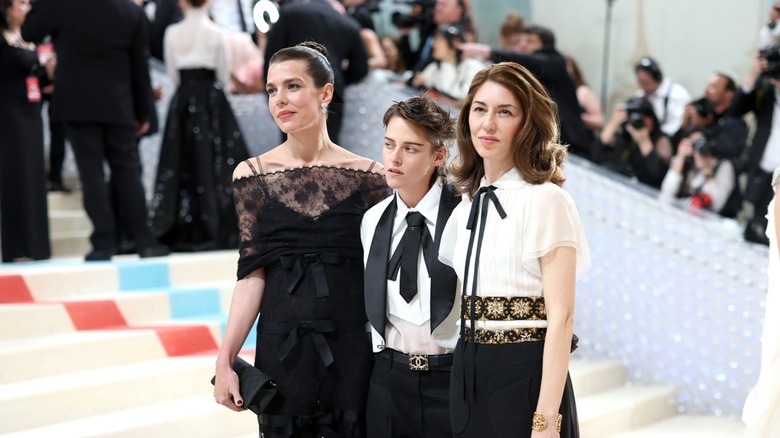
top-left (148, 0), bottom-right (249, 252)
top-left (440, 62), bottom-right (590, 438)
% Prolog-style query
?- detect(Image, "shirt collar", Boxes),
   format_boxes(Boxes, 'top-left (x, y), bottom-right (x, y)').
top-left (478, 167), bottom-right (528, 190)
top-left (394, 181), bottom-right (443, 230)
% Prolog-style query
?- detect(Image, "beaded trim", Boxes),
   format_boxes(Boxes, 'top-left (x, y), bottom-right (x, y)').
top-left (462, 295), bottom-right (547, 321)
top-left (463, 327), bottom-right (547, 344)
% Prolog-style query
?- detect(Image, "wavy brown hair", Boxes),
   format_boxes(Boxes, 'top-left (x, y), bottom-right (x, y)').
top-left (450, 62), bottom-right (567, 199)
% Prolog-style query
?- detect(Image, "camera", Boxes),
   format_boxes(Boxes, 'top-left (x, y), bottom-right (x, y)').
top-left (391, 0), bottom-right (436, 29)
top-left (759, 45), bottom-right (780, 79)
top-left (691, 136), bottom-right (716, 157)
top-left (391, 11), bottom-right (421, 28)
top-left (623, 100), bottom-right (645, 130)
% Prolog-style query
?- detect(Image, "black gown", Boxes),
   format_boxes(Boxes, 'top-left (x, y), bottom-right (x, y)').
top-left (232, 162), bottom-right (388, 438)
top-left (149, 69), bottom-right (249, 251)
top-left (0, 37), bottom-right (51, 262)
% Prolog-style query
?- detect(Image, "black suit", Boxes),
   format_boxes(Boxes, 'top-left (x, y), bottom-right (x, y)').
top-left (145, 0), bottom-right (182, 63)
top-left (23, 0), bottom-right (160, 256)
top-left (491, 48), bottom-right (594, 158)
top-left (263, 0), bottom-right (369, 144)
top-left (730, 76), bottom-right (777, 238)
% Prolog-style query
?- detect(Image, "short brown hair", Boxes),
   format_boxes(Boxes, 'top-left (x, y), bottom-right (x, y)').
top-left (500, 12), bottom-right (525, 39)
top-left (449, 63), bottom-right (567, 199)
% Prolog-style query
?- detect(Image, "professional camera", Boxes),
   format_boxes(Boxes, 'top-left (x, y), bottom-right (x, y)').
top-left (759, 45), bottom-right (780, 79)
top-left (391, 0), bottom-right (436, 29)
top-left (691, 136), bottom-right (717, 157)
top-left (623, 99), bottom-right (646, 130)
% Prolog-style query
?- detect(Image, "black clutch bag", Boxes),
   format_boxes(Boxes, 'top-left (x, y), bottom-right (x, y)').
top-left (211, 357), bottom-right (278, 415)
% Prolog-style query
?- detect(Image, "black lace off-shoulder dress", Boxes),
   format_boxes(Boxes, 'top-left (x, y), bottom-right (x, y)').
top-left (231, 159), bottom-right (389, 438)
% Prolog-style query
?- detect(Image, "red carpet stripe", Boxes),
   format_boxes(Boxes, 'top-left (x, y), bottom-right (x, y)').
top-left (0, 275), bottom-right (34, 303)
top-left (62, 300), bottom-right (127, 330)
top-left (150, 325), bottom-right (219, 356)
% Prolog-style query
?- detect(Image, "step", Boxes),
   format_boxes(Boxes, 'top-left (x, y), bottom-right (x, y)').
top-left (48, 209), bottom-right (91, 235)
top-left (0, 303), bottom-right (75, 340)
top-left (0, 330), bottom-right (167, 384)
top-left (569, 358), bottom-right (627, 397)
top-left (0, 356), bottom-right (221, 433)
top-left (611, 414), bottom-right (745, 438)
top-left (0, 395), bottom-right (260, 438)
top-left (47, 191), bottom-right (83, 211)
top-left (51, 230), bottom-right (92, 258)
top-left (578, 384), bottom-right (677, 437)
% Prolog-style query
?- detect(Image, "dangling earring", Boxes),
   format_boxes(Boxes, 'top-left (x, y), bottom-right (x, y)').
top-left (321, 103), bottom-right (328, 114)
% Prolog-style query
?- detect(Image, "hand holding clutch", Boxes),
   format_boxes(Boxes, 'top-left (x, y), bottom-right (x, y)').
top-left (211, 357), bottom-right (278, 415)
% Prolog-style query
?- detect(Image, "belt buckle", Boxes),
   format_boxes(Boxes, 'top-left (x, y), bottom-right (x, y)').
top-left (408, 354), bottom-right (429, 371)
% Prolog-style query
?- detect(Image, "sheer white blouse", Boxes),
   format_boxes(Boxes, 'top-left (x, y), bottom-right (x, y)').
top-left (439, 168), bottom-right (591, 331)
top-left (163, 8), bottom-right (231, 87)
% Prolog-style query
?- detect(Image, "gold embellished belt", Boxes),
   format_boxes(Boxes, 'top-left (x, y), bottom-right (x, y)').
top-left (461, 295), bottom-right (547, 321)
top-left (463, 326), bottom-right (547, 344)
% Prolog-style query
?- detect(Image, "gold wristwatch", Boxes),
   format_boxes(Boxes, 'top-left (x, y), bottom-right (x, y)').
top-left (532, 412), bottom-right (563, 433)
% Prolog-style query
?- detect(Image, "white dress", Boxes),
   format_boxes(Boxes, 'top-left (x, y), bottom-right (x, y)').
top-left (743, 166), bottom-right (780, 436)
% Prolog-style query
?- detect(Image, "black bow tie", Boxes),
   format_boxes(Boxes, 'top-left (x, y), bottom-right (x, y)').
top-left (388, 211), bottom-right (432, 303)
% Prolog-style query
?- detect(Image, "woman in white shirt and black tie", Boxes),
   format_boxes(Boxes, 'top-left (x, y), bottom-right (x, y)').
top-left (361, 95), bottom-right (461, 438)
top-left (440, 62), bottom-right (591, 438)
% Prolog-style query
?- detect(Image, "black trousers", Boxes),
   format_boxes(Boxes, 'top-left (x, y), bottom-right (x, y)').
top-left (366, 349), bottom-right (453, 438)
top-left (64, 122), bottom-right (156, 252)
top-left (45, 96), bottom-right (67, 185)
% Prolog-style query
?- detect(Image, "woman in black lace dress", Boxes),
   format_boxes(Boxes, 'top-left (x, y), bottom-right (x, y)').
top-left (214, 41), bottom-right (389, 438)
top-left (0, 0), bottom-right (51, 262)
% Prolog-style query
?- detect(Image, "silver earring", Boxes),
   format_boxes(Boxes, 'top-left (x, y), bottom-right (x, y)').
top-left (321, 103), bottom-right (328, 114)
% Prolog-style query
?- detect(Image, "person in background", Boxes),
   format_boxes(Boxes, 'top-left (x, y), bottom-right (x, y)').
top-left (0, 0), bottom-right (52, 262)
top-left (381, 35), bottom-right (407, 78)
top-left (599, 97), bottom-right (672, 188)
top-left (148, 0), bottom-right (249, 252)
top-left (411, 25), bottom-right (486, 105)
top-left (227, 31), bottom-right (264, 94)
top-left (22, 0), bottom-right (169, 261)
top-left (565, 55), bottom-right (604, 132)
top-left (742, 165), bottom-right (780, 436)
top-left (633, 56), bottom-right (692, 137)
top-left (341, 0), bottom-right (386, 70)
top-left (660, 130), bottom-right (741, 218)
top-left (498, 11), bottom-right (524, 52)
top-left (214, 42), bottom-right (389, 437)
top-left (440, 62), bottom-right (590, 438)
top-left (759, 2), bottom-right (780, 50)
top-left (362, 95), bottom-right (460, 438)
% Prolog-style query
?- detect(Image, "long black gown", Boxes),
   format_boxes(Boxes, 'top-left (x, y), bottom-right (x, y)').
top-left (232, 161), bottom-right (388, 438)
top-left (149, 69), bottom-right (249, 251)
top-left (0, 37), bottom-right (51, 262)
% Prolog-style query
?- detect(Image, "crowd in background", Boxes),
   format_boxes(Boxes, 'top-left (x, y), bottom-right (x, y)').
top-left (1, 0), bottom-right (779, 263)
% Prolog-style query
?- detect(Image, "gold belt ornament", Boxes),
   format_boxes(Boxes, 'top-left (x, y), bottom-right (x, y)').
top-left (463, 327), bottom-right (547, 344)
top-left (408, 354), bottom-right (430, 371)
top-left (462, 295), bottom-right (547, 321)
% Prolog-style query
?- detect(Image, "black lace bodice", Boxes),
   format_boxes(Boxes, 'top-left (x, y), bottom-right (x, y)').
top-left (232, 166), bottom-right (388, 279)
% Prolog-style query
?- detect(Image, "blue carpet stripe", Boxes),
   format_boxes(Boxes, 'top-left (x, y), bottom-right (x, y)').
top-left (117, 262), bottom-right (170, 291)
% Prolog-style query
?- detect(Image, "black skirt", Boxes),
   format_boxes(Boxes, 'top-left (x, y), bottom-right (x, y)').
top-left (450, 339), bottom-right (580, 438)
top-left (149, 68), bottom-right (249, 251)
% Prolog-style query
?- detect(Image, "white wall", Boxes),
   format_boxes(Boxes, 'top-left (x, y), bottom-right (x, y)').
top-left (523, 0), bottom-right (765, 114)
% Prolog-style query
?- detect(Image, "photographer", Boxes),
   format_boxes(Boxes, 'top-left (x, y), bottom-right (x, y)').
top-left (759, 2), bottom-right (780, 50)
top-left (660, 130), bottom-right (740, 218)
top-left (730, 47), bottom-right (780, 244)
top-left (599, 97), bottom-right (672, 188)
top-left (395, 0), bottom-right (471, 73)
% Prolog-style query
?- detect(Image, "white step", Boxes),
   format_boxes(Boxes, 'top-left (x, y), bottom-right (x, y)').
top-left (0, 303), bottom-right (75, 341)
top-left (1, 395), bottom-right (259, 438)
top-left (0, 356), bottom-right (221, 433)
top-left (611, 415), bottom-right (745, 437)
top-left (48, 209), bottom-right (91, 234)
top-left (51, 230), bottom-right (92, 258)
top-left (0, 330), bottom-right (167, 384)
top-left (47, 191), bottom-right (83, 211)
top-left (579, 384), bottom-right (677, 437)
top-left (570, 358), bottom-right (627, 397)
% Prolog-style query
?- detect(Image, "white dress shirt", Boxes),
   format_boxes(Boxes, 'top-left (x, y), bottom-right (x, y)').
top-left (163, 7), bottom-right (231, 86)
top-left (438, 168), bottom-right (591, 331)
top-left (361, 182), bottom-right (459, 354)
top-left (636, 77), bottom-right (692, 137)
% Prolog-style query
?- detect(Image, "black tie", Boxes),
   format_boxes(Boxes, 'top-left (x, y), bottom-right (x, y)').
top-left (388, 211), bottom-right (428, 303)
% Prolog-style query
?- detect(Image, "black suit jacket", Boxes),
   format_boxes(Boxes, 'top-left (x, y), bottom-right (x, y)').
top-left (263, 0), bottom-right (368, 100)
top-left (146, 0), bottom-right (182, 63)
top-left (22, 0), bottom-right (154, 127)
top-left (490, 48), bottom-right (593, 156)
top-left (730, 76), bottom-right (775, 174)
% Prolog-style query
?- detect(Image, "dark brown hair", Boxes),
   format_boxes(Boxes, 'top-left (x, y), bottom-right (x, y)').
top-left (500, 12), bottom-right (525, 38)
top-left (268, 40), bottom-right (334, 88)
top-left (565, 55), bottom-right (586, 88)
top-left (450, 62), bottom-right (567, 198)
top-left (383, 94), bottom-right (455, 181)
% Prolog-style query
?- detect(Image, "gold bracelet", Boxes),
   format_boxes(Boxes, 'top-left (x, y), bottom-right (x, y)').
top-left (531, 412), bottom-right (563, 433)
